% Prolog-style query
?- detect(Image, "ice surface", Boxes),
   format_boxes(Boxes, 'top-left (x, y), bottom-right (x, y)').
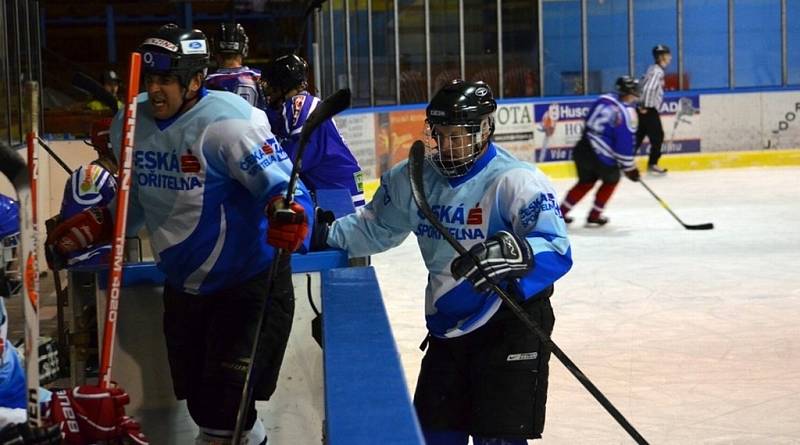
top-left (372, 167), bottom-right (800, 444)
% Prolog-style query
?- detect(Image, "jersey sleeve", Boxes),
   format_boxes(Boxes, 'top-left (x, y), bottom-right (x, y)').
top-left (327, 163), bottom-right (414, 257)
top-left (499, 169), bottom-right (573, 298)
top-left (614, 106), bottom-right (638, 171)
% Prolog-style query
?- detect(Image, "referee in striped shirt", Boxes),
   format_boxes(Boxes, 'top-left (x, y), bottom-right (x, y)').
top-left (637, 44), bottom-right (672, 175)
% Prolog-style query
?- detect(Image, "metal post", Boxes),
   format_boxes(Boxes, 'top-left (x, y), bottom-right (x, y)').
top-left (313, 8), bottom-right (323, 97)
top-left (628, 0), bottom-right (634, 77)
top-left (2, 1), bottom-right (12, 144)
top-left (581, 0), bottom-right (588, 94)
top-left (497, 0), bottom-right (503, 98)
top-left (728, 0), bottom-right (734, 88)
top-left (781, 0), bottom-right (788, 86)
top-left (183, 2), bottom-right (193, 30)
top-left (458, 0), bottom-right (465, 79)
top-left (106, 5), bottom-right (116, 64)
top-left (394, 0), bottom-right (401, 103)
top-left (34, 0), bottom-right (44, 134)
top-left (368, 0), bottom-right (375, 105)
top-left (345, 0), bottom-right (353, 92)
top-left (425, 0), bottom-right (431, 100)
top-left (538, 0), bottom-right (544, 95)
top-left (677, 0), bottom-right (684, 89)
top-left (329, 2), bottom-right (336, 89)
top-left (13, 0), bottom-right (25, 139)
top-left (23, 0), bottom-right (31, 81)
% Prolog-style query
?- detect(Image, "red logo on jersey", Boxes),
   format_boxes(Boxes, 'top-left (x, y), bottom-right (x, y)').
top-left (292, 95), bottom-right (306, 126)
top-left (180, 153), bottom-right (201, 173)
top-left (467, 204), bottom-right (483, 225)
top-left (261, 142), bottom-right (274, 155)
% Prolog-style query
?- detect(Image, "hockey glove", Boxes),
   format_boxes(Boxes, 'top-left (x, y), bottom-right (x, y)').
top-left (310, 207), bottom-right (335, 252)
top-left (49, 385), bottom-right (149, 445)
top-left (266, 196), bottom-right (309, 252)
top-left (624, 167), bottom-right (641, 182)
top-left (450, 230), bottom-right (534, 293)
top-left (46, 207), bottom-right (113, 257)
top-left (0, 422), bottom-right (61, 445)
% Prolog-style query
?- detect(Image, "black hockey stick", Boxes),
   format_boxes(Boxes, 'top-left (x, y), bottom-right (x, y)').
top-left (408, 141), bottom-right (650, 445)
top-left (295, 0), bottom-right (328, 52)
top-left (72, 71), bottom-right (119, 114)
top-left (36, 136), bottom-right (72, 175)
top-left (639, 179), bottom-right (713, 230)
top-left (232, 88), bottom-right (352, 444)
top-left (0, 142), bottom-right (42, 428)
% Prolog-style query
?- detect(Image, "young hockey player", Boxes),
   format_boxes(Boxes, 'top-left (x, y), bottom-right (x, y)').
top-left (326, 80), bottom-right (572, 445)
top-left (205, 22), bottom-right (267, 110)
top-left (559, 76), bottom-right (642, 226)
top-left (46, 25), bottom-right (314, 445)
top-left (263, 54), bottom-right (365, 208)
top-left (47, 117), bottom-right (117, 269)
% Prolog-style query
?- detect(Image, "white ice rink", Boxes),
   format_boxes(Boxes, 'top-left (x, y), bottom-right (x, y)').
top-left (372, 166), bottom-right (800, 444)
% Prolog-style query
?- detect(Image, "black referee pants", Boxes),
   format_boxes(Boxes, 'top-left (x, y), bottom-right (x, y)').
top-left (636, 107), bottom-right (664, 166)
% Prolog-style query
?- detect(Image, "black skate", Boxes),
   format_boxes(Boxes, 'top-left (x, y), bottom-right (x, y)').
top-left (563, 215), bottom-right (574, 224)
top-left (648, 164), bottom-right (668, 175)
top-left (586, 215), bottom-right (609, 227)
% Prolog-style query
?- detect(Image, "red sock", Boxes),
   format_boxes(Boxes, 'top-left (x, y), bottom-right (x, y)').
top-left (561, 182), bottom-right (595, 216)
top-left (589, 181), bottom-right (618, 219)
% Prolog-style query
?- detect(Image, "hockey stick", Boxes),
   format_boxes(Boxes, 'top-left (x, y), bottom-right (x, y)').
top-left (35, 136), bottom-right (72, 175)
top-left (639, 179), bottom-right (713, 230)
top-left (72, 71), bottom-right (119, 114)
top-left (98, 52), bottom-right (142, 389)
top-left (231, 88), bottom-right (352, 444)
top-left (295, 0), bottom-right (328, 52)
top-left (408, 141), bottom-right (650, 445)
top-left (0, 143), bottom-right (41, 428)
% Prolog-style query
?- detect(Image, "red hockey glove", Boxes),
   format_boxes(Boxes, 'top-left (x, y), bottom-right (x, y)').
top-left (266, 196), bottom-right (308, 252)
top-left (48, 385), bottom-right (149, 445)
top-left (624, 167), bottom-right (641, 182)
top-left (46, 207), bottom-right (113, 256)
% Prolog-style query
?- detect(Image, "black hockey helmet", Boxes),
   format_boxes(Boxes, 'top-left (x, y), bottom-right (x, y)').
top-left (652, 44), bottom-right (671, 61)
top-left (426, 79), bottom-right (497, 127)
top-left (264, 54), bottom-right (309, 92)
top-left (102, 69), bottom-right (120, 85)
top-left (615, 76), bottom-right (640, 97)
top-left (215, 22), bottom-right (249, 57)
top-left (423, 80), bottom-right (497, 178)
top-left (138, 24), bottom-right (209, 89)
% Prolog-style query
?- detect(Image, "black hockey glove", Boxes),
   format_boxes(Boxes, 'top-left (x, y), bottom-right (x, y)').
top-left (450, 230), bottom-right (534, 293)
top-left (0, 422), bottom-right (61, 445)
top-left (310, 207), bottom-right (336, 252)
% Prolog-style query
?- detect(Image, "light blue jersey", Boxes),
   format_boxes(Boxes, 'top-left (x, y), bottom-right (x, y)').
top-left (328, 143), bottom-right (572, 338)
top-left (111, 90), bottom-right (314, 295)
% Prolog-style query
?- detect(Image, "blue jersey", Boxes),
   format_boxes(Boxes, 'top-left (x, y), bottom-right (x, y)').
top-left (583, 94), bottom-right (638, 171)
top-left (328, 143), bottom-right (572, 338)
top-left (59, 163), bottom-right (116, 267)
top-left (206, 66), bottom-right (267, 110)
top-left (266, 91), bottom-right (365, 207)
top-left (111, 90), bottom-right (314, 295)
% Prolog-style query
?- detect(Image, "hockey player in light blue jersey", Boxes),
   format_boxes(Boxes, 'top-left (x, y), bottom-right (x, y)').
top-left (560, 76), bottom-right (642, 226)
top-left (327, 80), bottom-right (572, 445)
top-left (264, 54), bottom-right (366, 208)
top-left (206, 22), bottom-right (267, 110)
top-left (47, 25), bottom-right (313, 445)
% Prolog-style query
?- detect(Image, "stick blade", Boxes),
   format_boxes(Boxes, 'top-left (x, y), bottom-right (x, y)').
top-left (298, 88), bottom-right (351, 147)
top-left (0, 142), bottom-right (28, 184)
top-left (72, 71), bottom-right (119, 114)
top-left (407, 140), bottom-right (427, 212)
top-left (686, 223), bottom-right (714, 230)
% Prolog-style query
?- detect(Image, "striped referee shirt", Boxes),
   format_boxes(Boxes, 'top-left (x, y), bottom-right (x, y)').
top-left (640, 63), bottom-right (665, 109)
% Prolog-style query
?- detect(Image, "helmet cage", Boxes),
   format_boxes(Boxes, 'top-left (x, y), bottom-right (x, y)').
top-left (423, 118), bottom-right (491, 178)
top-left (1, 232), bottom-right (20, 299)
